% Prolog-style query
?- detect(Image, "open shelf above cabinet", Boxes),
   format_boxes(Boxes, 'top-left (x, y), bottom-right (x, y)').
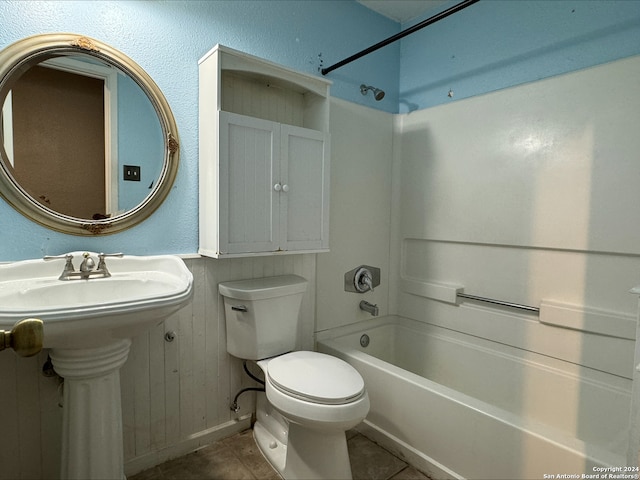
top-left (198, 45), bottom-right (331, 258)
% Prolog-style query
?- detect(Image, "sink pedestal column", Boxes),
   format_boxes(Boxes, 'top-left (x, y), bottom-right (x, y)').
top-left (50, 339), bottom-right (131, 480)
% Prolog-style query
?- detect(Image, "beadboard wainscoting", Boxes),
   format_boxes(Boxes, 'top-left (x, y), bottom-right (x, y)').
top-left (0, 254), bottom-right (316, 479)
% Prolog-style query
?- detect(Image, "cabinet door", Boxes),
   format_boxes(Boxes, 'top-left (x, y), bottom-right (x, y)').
top-left (219, 111), bottom-right (280, 254)
top-left (279, 124), bottom-right (330, 251)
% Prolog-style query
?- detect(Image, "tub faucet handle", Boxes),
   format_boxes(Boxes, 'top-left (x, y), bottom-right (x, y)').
top-left (354, 267), bottom-right (375, 293)
top-left (362, 271), bottom-right (374, 292)
top-left (344, 265), bottom-right (381, 294)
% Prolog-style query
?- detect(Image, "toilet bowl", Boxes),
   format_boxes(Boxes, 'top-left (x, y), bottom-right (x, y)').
top-left (218, 275), bottom-right (370, 480)
top-left (254, 351), bottom-right (369, 479)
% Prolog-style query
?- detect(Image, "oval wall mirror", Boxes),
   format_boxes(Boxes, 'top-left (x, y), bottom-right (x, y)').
top-left (0, 33), bottom-right (179, 235)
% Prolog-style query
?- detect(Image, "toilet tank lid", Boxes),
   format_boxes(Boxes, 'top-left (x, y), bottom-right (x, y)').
top-left (218, 275), bottom-right (307, 300)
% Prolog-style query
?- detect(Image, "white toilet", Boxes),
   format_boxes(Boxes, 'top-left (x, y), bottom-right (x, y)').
top-left (218, 275), bottom-right (370, 480)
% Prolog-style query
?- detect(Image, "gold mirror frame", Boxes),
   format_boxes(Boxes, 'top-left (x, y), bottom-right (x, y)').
top-left (0, 33), bottom-right (179, 235)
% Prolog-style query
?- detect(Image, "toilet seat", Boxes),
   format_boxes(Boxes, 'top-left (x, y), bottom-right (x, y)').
top-left (266, 351), bottom-right (365, 405)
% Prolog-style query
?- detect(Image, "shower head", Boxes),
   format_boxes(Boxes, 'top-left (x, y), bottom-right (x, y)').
top-left (360, 84), bottom-right (385, 101)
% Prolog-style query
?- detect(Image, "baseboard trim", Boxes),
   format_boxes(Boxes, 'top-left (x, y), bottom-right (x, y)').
top-left (124, 415), bottom-right (252, 476)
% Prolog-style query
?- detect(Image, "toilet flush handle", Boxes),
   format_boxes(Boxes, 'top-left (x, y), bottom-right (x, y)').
top-left (231, 305), bottom-right (248, 312)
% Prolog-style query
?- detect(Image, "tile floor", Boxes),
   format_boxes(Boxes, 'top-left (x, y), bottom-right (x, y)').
top-left (130, 428), bottom-right (431, 480)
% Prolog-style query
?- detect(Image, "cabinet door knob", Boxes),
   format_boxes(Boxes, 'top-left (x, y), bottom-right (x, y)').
top-left (282, 184), bottom-right (289, 192)
top-left (273, 183), bottom-right (282, 192)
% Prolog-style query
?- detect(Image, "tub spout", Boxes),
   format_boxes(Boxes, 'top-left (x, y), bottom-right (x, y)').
top-left (359, 300), bottom-right (379, 316)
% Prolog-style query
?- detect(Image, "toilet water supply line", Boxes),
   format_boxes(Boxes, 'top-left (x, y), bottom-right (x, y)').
top-left (230, 360), bottom-right (265, 412)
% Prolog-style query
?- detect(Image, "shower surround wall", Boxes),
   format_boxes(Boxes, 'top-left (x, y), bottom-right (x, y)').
top-left (387, 55), bottom-right (640, 471)
top-left (312, 54), bottom-right (640, 476)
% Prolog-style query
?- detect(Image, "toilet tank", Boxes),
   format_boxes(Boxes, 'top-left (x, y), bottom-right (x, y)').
top-left (218, 275), bottom-right (307, 360)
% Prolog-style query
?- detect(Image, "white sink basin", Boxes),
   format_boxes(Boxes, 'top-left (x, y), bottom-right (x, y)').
top-left (0, 252), bottom-right (193, 348)
top-left (0, 252), bottom-right (193, 480)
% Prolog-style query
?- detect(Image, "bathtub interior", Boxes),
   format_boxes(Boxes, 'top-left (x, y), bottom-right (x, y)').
top-left (316, 315), bottom-right (632, 468)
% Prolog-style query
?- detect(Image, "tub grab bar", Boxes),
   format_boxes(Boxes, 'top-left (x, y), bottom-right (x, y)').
top-left (456, 292), bottom-right (539, 314)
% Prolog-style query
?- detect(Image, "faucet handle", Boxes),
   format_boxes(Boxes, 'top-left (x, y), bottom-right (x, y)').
top-left (98, 252), bottom-right (124, 261)
top-left (363, 271), bottom-right (374, 292)
top-left (344, 265), bottom-right (381, 294)
top-left (43, 253), bottom-right (75, 272)
top-left (354, 267), bottom-right (375, 293)
top-left (43, 253), bottom-right (73, 261)
top-left (97, 252), bottom-right (123, 274)
top-left (44, 253), bottom-right (75, 280)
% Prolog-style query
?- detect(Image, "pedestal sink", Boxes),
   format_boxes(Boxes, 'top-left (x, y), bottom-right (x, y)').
top-left (0, 252), bottom-right (193, 479)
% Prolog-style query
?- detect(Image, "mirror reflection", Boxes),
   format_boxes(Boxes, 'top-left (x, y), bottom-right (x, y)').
top-left (0, 33), bottom-right (179, 236)
top-left (1, 55), bottom-right (163, 220)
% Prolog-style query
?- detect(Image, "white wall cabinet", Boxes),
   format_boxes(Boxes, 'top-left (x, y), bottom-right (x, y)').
top-left (199, 45), bottom-right (331, 258)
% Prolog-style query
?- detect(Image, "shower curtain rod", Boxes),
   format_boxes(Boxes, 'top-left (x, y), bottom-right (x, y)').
top-left (321, 0), bottom-right (480, 76)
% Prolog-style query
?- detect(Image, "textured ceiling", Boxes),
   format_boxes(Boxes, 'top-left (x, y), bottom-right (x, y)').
top-left (357, 0), bottom-right (447, 23)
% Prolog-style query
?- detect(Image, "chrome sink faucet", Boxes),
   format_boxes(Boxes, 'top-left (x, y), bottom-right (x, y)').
top-left (44, 252), bottom-right (123, 280)
top-left (79, 252), bottom-right (96, 275)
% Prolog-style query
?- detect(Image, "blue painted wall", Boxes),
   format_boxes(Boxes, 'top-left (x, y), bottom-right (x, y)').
top-left (0, 0), bottom-right (398, 261)
top-left (399, 0), bottom-right (640, 112)
top-left (0, 0), bottom-right (639, 261)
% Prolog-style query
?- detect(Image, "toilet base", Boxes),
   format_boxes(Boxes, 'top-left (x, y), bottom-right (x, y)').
top-left (253, 392), bottom-right (353, 480)
top-left (254, 421), bottom-right (287, 474)
top-left (283, 422), bottom-right (352, 480)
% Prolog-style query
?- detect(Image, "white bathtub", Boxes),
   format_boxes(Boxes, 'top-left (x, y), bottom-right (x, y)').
top-left (316, 315), bottom-right (631, 480)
